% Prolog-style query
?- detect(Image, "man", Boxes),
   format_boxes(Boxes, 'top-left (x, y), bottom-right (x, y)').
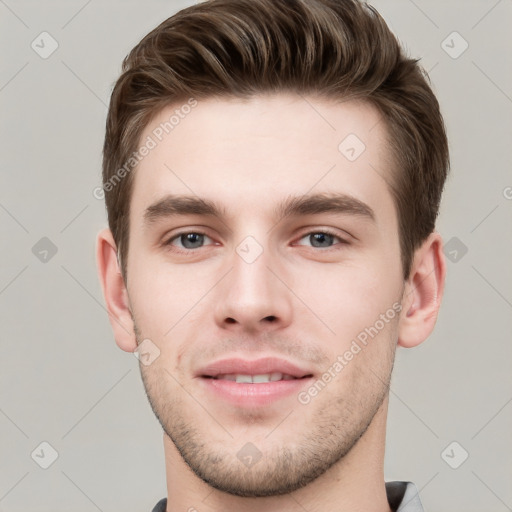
top-left (96, 0), bottom-right (448, 510)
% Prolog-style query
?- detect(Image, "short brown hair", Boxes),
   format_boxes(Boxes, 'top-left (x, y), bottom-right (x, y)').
top-left (102, 0), bottom-right (449, 281)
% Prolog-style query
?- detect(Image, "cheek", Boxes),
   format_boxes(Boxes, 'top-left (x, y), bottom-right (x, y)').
top-left (128, 255), bottom-right (216, 344)
top-left (296, 260), bottom-right (401, 339)
top-left (127, 264), bottom-right (180, 338)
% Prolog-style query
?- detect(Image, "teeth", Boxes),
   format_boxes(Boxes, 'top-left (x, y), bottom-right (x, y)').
top-left (252, 373), bottom-right (277, 383)
top-left (236, 374), bottom-right (253, 383)
top-left (214, 372), bottom-right (297, 383)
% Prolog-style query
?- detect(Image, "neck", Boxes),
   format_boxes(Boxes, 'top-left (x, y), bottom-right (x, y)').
top-left (162, 395), bottom-right (392, 512)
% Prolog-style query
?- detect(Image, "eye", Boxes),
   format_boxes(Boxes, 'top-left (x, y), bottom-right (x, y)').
top-left (295, 230), bottom-right (348, 249)
top-left (165, 231), bottom-right (214, 250)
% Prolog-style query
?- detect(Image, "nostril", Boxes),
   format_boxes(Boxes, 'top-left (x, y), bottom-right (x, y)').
top-left (264, 315), bottom-right (277, 322)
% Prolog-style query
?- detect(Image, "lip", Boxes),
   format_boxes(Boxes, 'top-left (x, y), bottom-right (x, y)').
top-left (196, 357), bottom-right (313, 379)
top-left (196, 357), bottom-right (314, 408)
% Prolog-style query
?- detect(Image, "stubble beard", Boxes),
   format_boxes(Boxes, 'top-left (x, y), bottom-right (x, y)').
top-left (134, 322), bottom-right (396, 497)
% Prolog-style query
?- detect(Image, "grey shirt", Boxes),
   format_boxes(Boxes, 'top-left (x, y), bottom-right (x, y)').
top-left (151, 481), bottom-right (424, 511)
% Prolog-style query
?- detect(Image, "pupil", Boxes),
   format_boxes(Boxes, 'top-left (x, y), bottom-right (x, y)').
top-left (311, 233), bottom-right (332, 248)
top-left (182, 233), bottom-right (203, 248)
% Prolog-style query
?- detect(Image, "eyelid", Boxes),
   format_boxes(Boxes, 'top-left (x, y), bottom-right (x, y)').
top-left (161, 226), bottom-right (352, 251)
top-left (293, 228), bottom-right (350, 247)
top-left (164, 229), bottom-right (215, 247)
top-left (161, 226), bottom-right (218, 248)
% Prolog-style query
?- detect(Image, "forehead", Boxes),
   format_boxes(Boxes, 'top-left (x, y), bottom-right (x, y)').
top-left (129, 94), bottom-right (395, 225)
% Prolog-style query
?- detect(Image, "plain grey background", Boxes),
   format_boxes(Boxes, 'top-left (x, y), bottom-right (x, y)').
top-left (1, 1), bottom-right (511, 511)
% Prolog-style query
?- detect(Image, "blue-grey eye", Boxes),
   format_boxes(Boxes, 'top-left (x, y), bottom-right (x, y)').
top-left (179, 233), bottom-right (205, 249)
top-left (308, 232), bottom-right (336, 248)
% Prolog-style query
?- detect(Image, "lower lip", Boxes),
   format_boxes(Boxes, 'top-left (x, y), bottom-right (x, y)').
top-left (199, 377), bottom-right (312, 407)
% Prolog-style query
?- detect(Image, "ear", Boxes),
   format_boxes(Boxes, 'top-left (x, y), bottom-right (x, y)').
top-left (96, 228), bottom-right (137, 352)
top-left (398, 231), bottom-right (446, 348)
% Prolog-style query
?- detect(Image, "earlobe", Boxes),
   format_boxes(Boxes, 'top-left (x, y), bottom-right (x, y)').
top-left (397, 232), bottom-right (446, 348)
top-left (96, 228), bottom-right (137, 352)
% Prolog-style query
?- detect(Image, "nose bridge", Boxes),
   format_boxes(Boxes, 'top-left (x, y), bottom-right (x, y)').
top-left (214, 233), bottom-right (292, 330)
top-left (232, 238), bottom-right (272, 301)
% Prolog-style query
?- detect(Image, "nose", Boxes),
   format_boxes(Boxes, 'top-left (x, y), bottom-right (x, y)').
top-left (213, 242), bottom-right (293, 334)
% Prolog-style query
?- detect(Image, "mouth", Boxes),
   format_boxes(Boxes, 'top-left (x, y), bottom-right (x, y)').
top-left (202, 372), bottom-right (312, 383)
top-left (197, 357), bottom-right (314, 407)
top-left (197, 356), bottom-right (314, 381)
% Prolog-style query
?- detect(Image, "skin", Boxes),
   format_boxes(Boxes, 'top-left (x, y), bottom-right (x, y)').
top-left (97, 94), bottom-right (446, 512)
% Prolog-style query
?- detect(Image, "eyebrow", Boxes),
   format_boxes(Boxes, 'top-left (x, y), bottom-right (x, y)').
top-left (143, 192), bottom-right (375, 226)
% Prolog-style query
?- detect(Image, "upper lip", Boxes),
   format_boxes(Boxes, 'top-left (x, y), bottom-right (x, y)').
top-left (197, 357), bottom-right (313, 378)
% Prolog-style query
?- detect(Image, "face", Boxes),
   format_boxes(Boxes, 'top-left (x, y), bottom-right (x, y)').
top-left (125, 94), bottom-right (405, 497)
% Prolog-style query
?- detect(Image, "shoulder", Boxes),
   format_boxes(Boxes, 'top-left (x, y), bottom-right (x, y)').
top-left (150, 497), bottom-right (167, 512)
top-left (386, 481), bottom-right (424, 512)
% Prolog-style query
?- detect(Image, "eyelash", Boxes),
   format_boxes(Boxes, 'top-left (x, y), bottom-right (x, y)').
top-left (163, 229), bottom-right (348, 254)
